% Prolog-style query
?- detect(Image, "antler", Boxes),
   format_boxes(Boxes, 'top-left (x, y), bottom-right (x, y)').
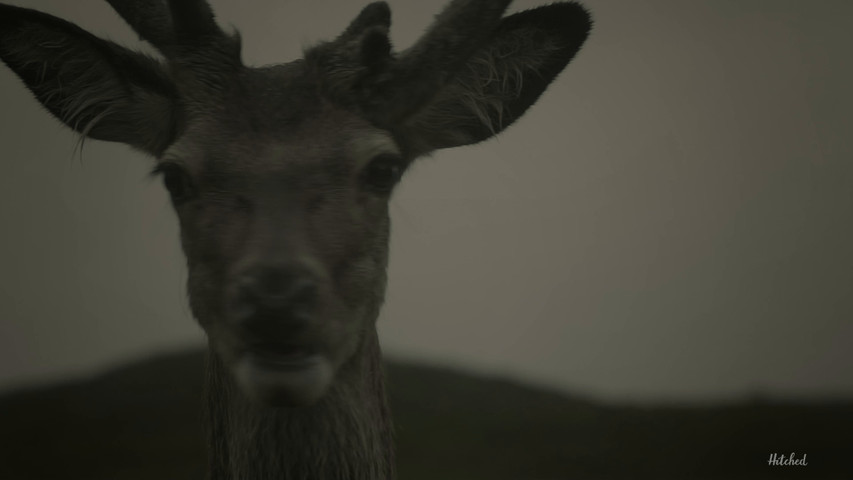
top-left (105, 0), bottom-right (175, 51)
top-left (106, 0), bottom-right (241, 91)
top-left (338, 1), bottom-right (392, 42)
top-left (165, 0), bottom-right (222, 41)
top-left (107, 0), bottom-right (229, 51)
top-left (308, 0), bottom-right (514, 124)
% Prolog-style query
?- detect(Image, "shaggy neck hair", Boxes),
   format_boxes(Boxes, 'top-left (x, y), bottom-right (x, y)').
top-left (204, 330), bottom-right (394, 480)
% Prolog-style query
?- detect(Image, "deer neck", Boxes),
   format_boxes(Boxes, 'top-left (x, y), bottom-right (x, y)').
top-left (204, 329), bottom-right (395, 480)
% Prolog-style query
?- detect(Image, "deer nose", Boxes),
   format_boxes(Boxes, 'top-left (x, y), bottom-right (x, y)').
top-left (229, 263), bottom-right (321, 340)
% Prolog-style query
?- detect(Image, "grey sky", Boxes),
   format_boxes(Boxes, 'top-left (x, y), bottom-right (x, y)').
top-left (0, 0), bottom-right (851, 402)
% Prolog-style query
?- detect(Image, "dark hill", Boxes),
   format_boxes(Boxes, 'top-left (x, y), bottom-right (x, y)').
top-left (0, 349), bottom-right (849, 479)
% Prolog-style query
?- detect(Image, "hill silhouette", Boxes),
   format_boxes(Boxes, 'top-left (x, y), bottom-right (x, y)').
top-left (0, 348), bottom-right (849, 479)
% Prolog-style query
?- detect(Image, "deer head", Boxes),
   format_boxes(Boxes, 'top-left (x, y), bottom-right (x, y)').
top-left (0, 0), bottom-right (590, 407)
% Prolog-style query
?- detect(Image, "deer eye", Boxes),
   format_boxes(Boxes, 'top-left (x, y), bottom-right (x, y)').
top-left (153, 162), bottom-right (195, 204)
top-left (362, 154), bottom-right (404, 194)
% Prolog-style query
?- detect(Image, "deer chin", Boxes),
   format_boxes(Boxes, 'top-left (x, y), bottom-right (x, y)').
top-left (233, 347), bottom-right (335, 407)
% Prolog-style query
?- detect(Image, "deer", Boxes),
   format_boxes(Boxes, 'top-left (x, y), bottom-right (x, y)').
top-left (0, 0), bottom-right (591, 478)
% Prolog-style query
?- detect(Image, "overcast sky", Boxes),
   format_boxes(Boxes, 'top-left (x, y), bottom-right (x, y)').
top-left (0, 0), bottom-right (851, 402)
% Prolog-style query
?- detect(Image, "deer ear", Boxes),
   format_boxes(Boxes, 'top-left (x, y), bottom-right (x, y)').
top-left (398, 3), bottom-right (591, 155)
top-left (0, 5), bottom-right (177, 156)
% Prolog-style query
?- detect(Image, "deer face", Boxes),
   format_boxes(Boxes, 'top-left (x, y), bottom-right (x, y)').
top-left (160, 66), bottom-right (404, 405)
top-left (0, 0), bottom-right (590, 407)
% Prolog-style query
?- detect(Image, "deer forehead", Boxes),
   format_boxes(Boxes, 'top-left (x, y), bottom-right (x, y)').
top-left (161, 61), bottom-right (397, 167)
top-left (162, 116), bottom-right (400, 181)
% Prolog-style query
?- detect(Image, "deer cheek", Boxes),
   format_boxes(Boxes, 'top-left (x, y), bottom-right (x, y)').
top-left (186, 266), bottom-right (221, 330)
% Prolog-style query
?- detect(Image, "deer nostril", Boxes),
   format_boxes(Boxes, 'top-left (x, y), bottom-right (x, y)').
top-left (284, 278), bottom-right (319, 307)
top-left (230, 265), bottom-right (322, 339)
top-left (253, 271), bottom-right (318, 308)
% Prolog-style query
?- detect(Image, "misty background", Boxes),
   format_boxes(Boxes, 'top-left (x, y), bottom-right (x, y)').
top-left (0, 0), bottom-right (851, 404)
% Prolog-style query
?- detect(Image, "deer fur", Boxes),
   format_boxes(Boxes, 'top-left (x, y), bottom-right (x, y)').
top-left (0, 1), bottom-right (591, 478)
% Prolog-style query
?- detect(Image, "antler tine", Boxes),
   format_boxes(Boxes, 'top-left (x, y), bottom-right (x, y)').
top-left (339, 1), bottom-right (391, 40)
top-left (106, 0), bottom-right (230, 55)
top-left (106, 0), bottom-right (175, 51)
top-left (107, 0), bottom-right (240, 94)
top-left (166, 0), bottom-right (224, 42)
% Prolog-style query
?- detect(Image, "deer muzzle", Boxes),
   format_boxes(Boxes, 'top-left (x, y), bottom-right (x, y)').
top-left (224, 259), bottom-right (336, 407)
